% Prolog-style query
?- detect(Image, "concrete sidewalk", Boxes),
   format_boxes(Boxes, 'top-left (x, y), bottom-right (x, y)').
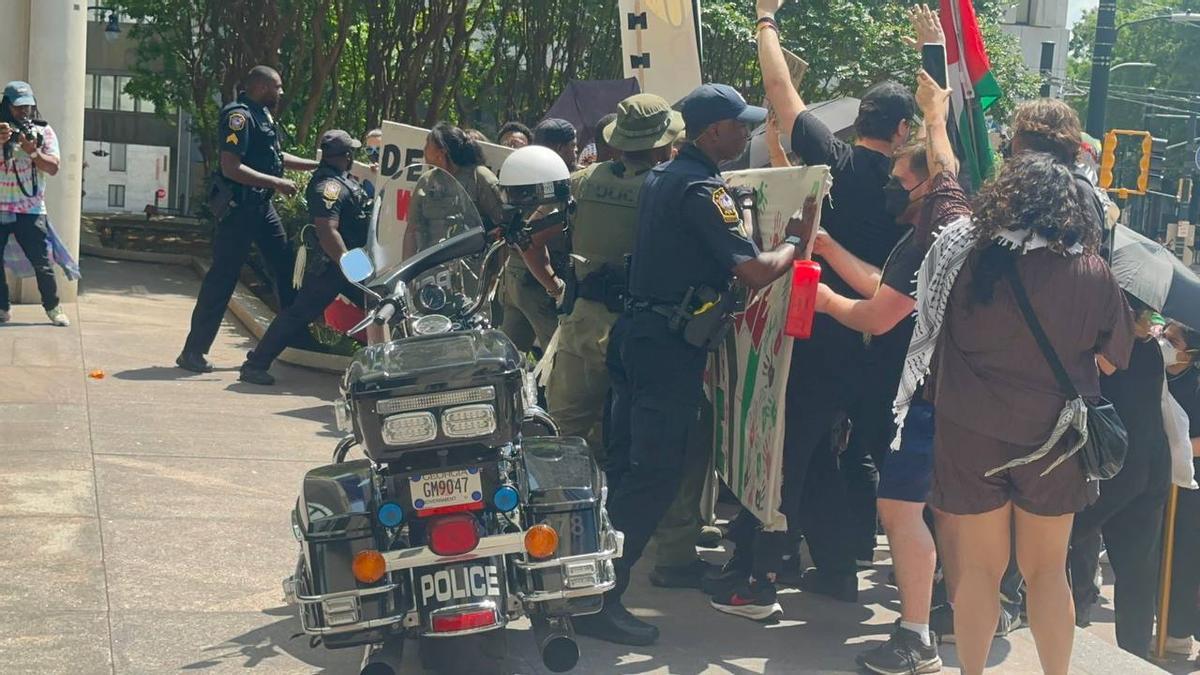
top-left (0, 256), bottom-right (1171, 674)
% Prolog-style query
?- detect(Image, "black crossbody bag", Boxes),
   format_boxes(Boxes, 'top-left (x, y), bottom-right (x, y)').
top-left (1006, 265), bottom-right (1128, 480)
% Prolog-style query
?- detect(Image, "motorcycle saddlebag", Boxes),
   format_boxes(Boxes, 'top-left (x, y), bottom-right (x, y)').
top-left (515, 437), bottom-right (618, 615)
top-left (290, 459), bottom-right (408, 646)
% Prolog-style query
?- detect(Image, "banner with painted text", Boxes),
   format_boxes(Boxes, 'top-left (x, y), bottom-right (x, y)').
top-left (709, 165), bottom-right (831, 532)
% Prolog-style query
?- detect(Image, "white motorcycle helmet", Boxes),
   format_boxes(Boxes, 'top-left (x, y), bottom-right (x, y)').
top-left (498, 145), bottom-right (571, 209)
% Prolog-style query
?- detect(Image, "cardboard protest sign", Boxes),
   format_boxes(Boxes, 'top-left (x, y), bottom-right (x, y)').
top-left (708, 165), bottom-right (831, 531)
top-left (618, 0), bottom-right (703, 105)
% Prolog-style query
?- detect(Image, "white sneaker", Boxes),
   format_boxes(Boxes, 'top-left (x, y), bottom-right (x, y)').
top-left (46, 306), bottom-right (70, 327)
top-left (0, 308), bottom-right (9, 323)
top-left (1164, 635), bottom-right (1194, 656)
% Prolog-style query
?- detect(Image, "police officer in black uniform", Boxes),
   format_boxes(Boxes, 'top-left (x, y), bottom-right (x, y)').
top-left (573, 83), bottom-right (815, 646)
top-left (177, 65), bottom-right (319, 373)
top-left (237, 130), bottom-right (371, 386)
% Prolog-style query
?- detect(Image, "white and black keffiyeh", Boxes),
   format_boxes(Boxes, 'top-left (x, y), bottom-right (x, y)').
top-left (890, 218), bottom-right (1086, 453)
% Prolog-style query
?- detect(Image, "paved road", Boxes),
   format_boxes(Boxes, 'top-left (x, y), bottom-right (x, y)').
top-left (0, 257), bottom-right (1171, 674)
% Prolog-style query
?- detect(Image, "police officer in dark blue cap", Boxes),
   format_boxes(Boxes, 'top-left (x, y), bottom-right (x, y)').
top-left (572, 83), bottom-right (818, 646)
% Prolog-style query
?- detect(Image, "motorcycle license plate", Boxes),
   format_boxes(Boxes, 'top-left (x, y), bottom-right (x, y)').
top-left (411, 468), bottom-right (482, 511)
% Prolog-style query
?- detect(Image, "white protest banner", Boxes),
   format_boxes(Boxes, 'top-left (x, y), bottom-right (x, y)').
top-left (618, 0), bottom-right (703, 105)
top-left (708, 165), bottom-right (831, 531)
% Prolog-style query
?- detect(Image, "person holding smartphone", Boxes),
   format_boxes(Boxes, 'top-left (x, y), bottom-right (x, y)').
top-left (0, 81), bottom-right (68, 327)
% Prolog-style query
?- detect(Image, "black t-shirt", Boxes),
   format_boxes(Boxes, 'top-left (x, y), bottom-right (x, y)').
top-left (788, 111), bottom-right (900, 383)
top-left (790, 111), bottom-right (899, 279)
top-left (880, 229), bottom-right (922, 298)
top-left (1168, 367), bottom-right (1200, 439)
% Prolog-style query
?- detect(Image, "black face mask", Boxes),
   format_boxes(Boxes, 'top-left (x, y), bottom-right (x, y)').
top-left (883, 177), bottom-right (911, 218)
top-left (365, 146), bottom-right (381, 162)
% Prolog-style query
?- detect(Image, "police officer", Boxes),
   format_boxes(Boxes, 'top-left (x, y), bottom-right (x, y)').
top-left (238, 130), bottom-right (371, 385)
top-left (572, 84), bottom-right (814, 646)
top-left (177, 65), bottom-right (319, 373)
top-left (522, 96), bottom-right (713, 587)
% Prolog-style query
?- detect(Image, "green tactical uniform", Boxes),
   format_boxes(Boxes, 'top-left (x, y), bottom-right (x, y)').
top-left (546, 156), bottom-right (654, 459)
top-left (543, 94), bottom-right (707, 572)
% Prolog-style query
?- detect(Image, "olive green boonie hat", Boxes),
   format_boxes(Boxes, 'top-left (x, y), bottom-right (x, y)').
top-left (603, 93), bottom-right (685, 153)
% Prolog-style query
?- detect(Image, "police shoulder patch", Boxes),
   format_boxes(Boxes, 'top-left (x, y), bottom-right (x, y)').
top-left (712, 187), bottom-right (739, 224)
top-left (321, 180), bottom-right (342, 202)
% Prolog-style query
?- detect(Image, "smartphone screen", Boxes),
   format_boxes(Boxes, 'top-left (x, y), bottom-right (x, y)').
top-left (922, 43), bottom-right (948, 89)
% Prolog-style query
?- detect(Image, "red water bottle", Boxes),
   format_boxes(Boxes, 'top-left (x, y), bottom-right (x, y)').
top-left (785, 260), bottom-right (821, 339)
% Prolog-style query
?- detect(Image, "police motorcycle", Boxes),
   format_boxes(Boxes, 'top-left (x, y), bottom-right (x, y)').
top-left (282, 152), bottom-right (621, 675)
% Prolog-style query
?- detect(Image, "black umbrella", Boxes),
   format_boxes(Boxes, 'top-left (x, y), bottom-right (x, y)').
top-left (1111, 224), bottom-right (1200, 330)
top-left (542, 78), bottom-right (641, 150)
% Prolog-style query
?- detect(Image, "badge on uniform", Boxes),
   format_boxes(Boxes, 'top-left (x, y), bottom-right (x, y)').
top-left (321, 180), bottom-right (341, 209)
top-left (228, 112), bottom-right (247, 131)
top-left (225, 133), bottom-right (238, 145)
top-left (712, 187), bottom-right (740, 224)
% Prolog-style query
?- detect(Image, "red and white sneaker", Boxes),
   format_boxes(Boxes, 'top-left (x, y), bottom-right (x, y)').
top-left (710, 581), bottom-right (783, 622)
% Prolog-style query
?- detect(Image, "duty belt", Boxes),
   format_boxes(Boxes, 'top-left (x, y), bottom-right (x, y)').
top-left (577, 267), bottom-right (626, 313)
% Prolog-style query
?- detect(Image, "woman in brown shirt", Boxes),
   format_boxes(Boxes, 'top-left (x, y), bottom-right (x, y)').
top-left (927, 152), bottom-right (1134, 675)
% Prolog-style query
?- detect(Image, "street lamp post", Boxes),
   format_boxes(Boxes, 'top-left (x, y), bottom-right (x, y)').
top-left (1085, 12), bottom-right (1200, 138)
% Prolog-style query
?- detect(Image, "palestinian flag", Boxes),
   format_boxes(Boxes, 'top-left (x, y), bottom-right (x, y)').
top-left (939, 0), bottom-right (1001, 190)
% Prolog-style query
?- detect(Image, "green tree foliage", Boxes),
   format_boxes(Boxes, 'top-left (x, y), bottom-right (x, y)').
top-left (113, 0), bottom-right (1034, 164)
top-left (1068, 0), bottom-right (1200, 175)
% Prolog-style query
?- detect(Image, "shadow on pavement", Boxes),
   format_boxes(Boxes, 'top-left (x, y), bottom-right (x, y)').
top-left (113, 365), bottom-right (232, 381)
top-left (181, 606), bottom-right (359, 673)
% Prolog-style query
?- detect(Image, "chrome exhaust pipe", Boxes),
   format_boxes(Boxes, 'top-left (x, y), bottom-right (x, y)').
top-left (359, 638), bottom-right (405, 675)
top-left (532, 616), bottom-right (579, 673)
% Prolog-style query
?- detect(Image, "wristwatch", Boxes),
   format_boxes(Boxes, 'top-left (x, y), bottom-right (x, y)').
top-left (784, 234), bottom-right (803, 247)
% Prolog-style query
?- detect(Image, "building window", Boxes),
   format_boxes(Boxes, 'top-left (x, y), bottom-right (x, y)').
top-left (108, 184), bottom-right (126, 208)
top-left (109, 143), bottom-right (127, 172)
top-left (97, 75), bottom-right (116, 111)
top-left (1013, 0), bottom-right (1036, 25)
top-left (117, 76), bottom-right (137, 112)
top-left (84, 75), bottom-right (95, 109)
top-left (137, 97), bottom-right (156, 115)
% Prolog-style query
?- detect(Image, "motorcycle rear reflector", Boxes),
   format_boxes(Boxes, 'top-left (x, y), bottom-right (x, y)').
top-left (492, 485), bottom-right (519, 512)
top-left (352, 550), bottom-right (387, 583)
top-left (431, 608), bottom-right (497, 633)
top-left (377, 502), bottom-right (404, 527)
top-left (524, 523), bottom-right (559, 559)
top-left (427, 513), bottom-right (481, 556)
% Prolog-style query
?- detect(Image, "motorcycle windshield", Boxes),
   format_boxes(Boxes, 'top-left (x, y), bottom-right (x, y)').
top-left (367, 163), bottom-right (485, 301)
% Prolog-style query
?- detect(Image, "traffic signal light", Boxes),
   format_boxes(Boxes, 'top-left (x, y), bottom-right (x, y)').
top-left (1147, 137), bottom-right (1167, 192)
top-left (1180, 177), bottom-right (1194, 205)
top-left (1100, 130), bottom-right (1117, 189)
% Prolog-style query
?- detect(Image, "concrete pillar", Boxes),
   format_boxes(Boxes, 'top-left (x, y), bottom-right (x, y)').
top-left (2, 0), bottom-right (85, 305)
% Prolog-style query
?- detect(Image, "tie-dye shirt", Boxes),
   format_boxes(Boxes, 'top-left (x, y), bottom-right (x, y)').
top-left (0, 123), bottom-right (59, 215)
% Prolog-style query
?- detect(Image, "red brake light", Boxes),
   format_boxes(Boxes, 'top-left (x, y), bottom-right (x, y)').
top-left (431, 608), bottom-right (497, 633)
top-left (427, 513), bottom-right (480, 556)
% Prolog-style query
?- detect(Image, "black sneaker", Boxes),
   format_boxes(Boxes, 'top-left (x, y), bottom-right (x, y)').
top-left (238, 365), bottom-right (276, 386)
top-left (573, 600), bottom-right (659, 646)
top-left (857, 623), bottom-right (941, 675)
top-left (176, 351), bottom-right (214, 373)
top-left (929, 604), bottom-right (955, 643)
top-left (797, 567), bottom-right (858, 603)
top-left (710, 581), bottom-right (783, 622)
top-left (702, 557), bottom-right (751, 596)
top-left (995, 602), bottom-right (1025, 637)
top-left (930, 602), bottom-right (1023, 644)
top-left (650, 558), bottom-right (714, 589)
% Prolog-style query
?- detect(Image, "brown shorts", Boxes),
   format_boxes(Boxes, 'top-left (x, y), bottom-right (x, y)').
top-left (930, 415), bottom-right (1098, 516)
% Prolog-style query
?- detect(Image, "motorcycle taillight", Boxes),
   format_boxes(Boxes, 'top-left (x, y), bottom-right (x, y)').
top-left (427, 513), bottom-right (481, 556)
top-left (431, 607), bottom-right (497, 633)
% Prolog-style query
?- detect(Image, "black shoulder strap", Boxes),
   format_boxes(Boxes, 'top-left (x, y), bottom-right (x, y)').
top-left (1006, 263), bottom-right (1080, 399)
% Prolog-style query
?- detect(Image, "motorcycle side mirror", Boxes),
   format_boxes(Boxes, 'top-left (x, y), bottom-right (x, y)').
top-left (340, 248), bottom-right (375, 283)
